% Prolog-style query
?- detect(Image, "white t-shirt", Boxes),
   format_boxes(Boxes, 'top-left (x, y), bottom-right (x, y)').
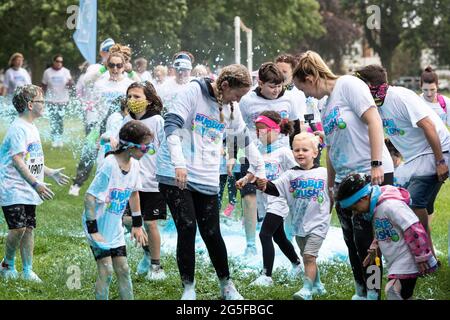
top-left (138, 71), bottom-right (152, 82)
top-left (83, 155), bottom-right (142, 250)
top-left (0, 118), bottom-right (44, 206)
top-left (286, 86), bottom-right (307, 122)
top-left (156, 77), bottom-right (192, 113)
top-left (379, 86), bottom-right (450, 173)
top-left (420, 94), bottom-right (450, 127)
top-left (97, 112), bottom-right (125, 169)
top-left (240, 89), bottom-right (300, 145)
top-left (256, 140), bottom-right (298, 219)
top-left (91, 77), bottom-right (133, 124)
top-left (42, 67), bottom-right (72, 103)
top-left (393, 163), bottom-right (411, 188)
top-left (273, 166), bottom-right (331, 238)
top-left (374, 199), bottom-right (420, 276)
top-left (321, 75), bottom-right (394, 183)
top-left (122, 114), bottom-right (165, 192)
top-left (3, 68), bottom-right (32, 96)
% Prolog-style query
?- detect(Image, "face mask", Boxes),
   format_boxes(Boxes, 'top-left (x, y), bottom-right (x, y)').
top-left (369, 83), bottom-right (389, 107)
top-left (127, 99), bottom-right (148, 114)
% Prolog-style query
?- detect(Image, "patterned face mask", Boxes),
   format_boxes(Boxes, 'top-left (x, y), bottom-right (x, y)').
top-left (369, 83), bottom-right (389, 107)
top-left (127, 99), bottom-right (148, 114)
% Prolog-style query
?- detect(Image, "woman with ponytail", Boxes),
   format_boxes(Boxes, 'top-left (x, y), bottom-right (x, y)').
top-left (156, 64), bottom-right (266, 300)
top-left (293, 51), bottom-right (394, 300)
top-left (420, 66), bottom-right (450, 126)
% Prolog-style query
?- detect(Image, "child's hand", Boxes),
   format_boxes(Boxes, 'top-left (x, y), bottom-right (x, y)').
top-left (256, 178), bottom-right (267, 191)
top-left (91, 232), bottom-right (106, 244)
top-left (235, 176), bottom-right (248, 189)
top-left (34, 182), bottom-right (55, 200)
top-left (49, 168), bottom-right (70, 186)
top-left (131, 227), bottom-right (148, 247)
top-left (110, 137), bottom-right (119, 150)
top-left (418, 261), bottom-right (431, 274)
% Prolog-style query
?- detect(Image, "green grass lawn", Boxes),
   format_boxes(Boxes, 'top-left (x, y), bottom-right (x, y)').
top-left (0, 117), bottom-right (448, 300)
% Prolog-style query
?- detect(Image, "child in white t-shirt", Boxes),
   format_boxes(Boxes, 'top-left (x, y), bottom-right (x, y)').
top-left (336, 173), bottom-right (437, 300)
top-left (0, 85), bottom-right (69, 282)
top-left (83, 120), bottom-right (150, 300)
top-left (236, 111), bottom-right (302, 287)
top-left (256, 132), bottom-right (331, 300)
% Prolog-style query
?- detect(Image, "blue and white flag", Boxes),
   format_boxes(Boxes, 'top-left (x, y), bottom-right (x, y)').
top-left (73, 0), bottom-right (97, 64)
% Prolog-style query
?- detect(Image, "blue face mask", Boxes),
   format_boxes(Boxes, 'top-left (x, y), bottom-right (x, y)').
top-left (363, 185), bottom-right (382, 221)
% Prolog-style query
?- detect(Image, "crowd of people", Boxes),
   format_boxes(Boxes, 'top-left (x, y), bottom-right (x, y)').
top-left (0, 37), bottom-right (448, 301)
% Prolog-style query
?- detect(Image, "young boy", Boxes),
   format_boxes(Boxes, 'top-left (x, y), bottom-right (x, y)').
top-left (0, 84), bottom-right (69, 282)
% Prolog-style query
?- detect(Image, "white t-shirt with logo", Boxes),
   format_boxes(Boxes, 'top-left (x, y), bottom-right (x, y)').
top-left (42, 67), bottom-right (72, 103)
top-left (3, 68), bottom-right (32, 96)
top-left (122, 114), bottom-right (165, 192)
top-left (240, 89), bottom-right (300, 145)
top-left (420, 94), bottom-right (450, 126)
top-left (273, 166), bottom-right (331, 238)
top-left (0, 118), bottom-right (44, 206)
top-left (374, 199), bottom-right (420, 276)
top-left (321, 75), bottom-right (394, 183)
top-left (379, 86), bottom-right (450, 176)
top-left (83, 155), bottom-right (142, 250)
top-left (256, 141), bottom-right (298, 219)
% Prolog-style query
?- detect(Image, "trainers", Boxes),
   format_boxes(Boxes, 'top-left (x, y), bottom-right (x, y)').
top-left (221, 280), bottom-right (244, 300)
top-left (351, 294), bottom-right (367, 300)
top-left (68, 184), bottom-right (81, 196)
top-left (21, 270), bottom-right (43, 283)
top-left (136, 255), bottom-right (151, 275)
top-left (293, 287), bottom-right (312, 300)
top-left (312, 282), bottom-right (327, 296)
top-left (366, 289), bottom-right (379, 300)
top-left (250, 274), bottom-right (273, 287)
top-left (223, 203), bottom-right (235, 217)
top-left (244, 245), bottom-right (257, 256)
top-left (146, 264), bottom-right (167, 281)
top-left (0, 260), bottom-right (19, 280)
top-left (288, 262), bottom-right (304, 279)
top-left (181, 281), bottom-right (196, 300)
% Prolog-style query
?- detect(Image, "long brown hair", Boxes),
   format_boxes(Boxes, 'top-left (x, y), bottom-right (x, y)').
top-left (127, 81), bottom-right (164, 115)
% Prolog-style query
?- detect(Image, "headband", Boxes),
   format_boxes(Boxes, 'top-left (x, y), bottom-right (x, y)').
top-left (339, 184), bottom-right (372, 209)
top-left (255, 116), bottom-right (281, 132)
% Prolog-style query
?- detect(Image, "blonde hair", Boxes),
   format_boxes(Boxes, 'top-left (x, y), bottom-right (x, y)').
top-left (292, 51), bottom-right (338, 85)
top-left (9, 52), bottom-right (24, 67)
top-left (215, 64), bottom-right (252, 122)
top-left (292, 132), bottom-right (321, 153)
top-left (192, 64), bottom-right (208, 78)
top-left (109, 44), bottom-right (132, 62)
top-left (154, 65), bottom-right (168, 76)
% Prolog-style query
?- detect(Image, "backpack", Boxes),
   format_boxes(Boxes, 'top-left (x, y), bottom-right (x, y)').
top-left (437, 94), bottom-right (447, 114)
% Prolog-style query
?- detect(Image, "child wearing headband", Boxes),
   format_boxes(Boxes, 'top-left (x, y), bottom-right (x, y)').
top-left (336, 173), bottom-right (437, 300)
top-left (83, 120), bottom-right (151, 300)
top-left (236, 111), bottom-right (303, 287)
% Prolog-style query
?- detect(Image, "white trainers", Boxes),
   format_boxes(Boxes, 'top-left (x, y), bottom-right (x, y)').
top-left (312, 282), bottom-right (327, 296)
top-left (68, 184), bottom-right (81, 196)
top-left (220, 280), bottom-right (244, 300)
top-left (146, 264), bottom-right (167, 281)
top-left (250, 275), bottom-right (273, 287)
top-left (244, 245), bottom-right (257, 256)
top-left (181, 281), bottom-right (196, 300)
top-left (136, 255), bottom-right (151, 275)
top-left (288, 262), bottom-right (304, 279)
top-left (21, 270), bottom-right (43, 283)
top-left (0, 260), bottom-right (19, 280)
top-left (293, 287), bottom-right (312, 300)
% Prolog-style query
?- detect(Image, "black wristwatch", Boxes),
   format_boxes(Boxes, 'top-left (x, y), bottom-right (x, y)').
top-left (371, 160), bottom-right (383, 167)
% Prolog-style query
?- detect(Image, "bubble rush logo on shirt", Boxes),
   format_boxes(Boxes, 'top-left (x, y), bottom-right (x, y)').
top-left (289, 178), bottom-right (325, 203)
top-left (105, 188), bottom-right (132, 215)
top-left (192, 113), bottom-right (225, 143)
top-left (382, 118), bottom-right (405, 136)
top-left (374, 218), bottom-right (400, 242)
top-left (323, 106), bottom-right (346, 135)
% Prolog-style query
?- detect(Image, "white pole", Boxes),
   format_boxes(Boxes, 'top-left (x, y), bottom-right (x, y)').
top-left (247, 29), bottom-right (253, 74)
top-left (234, 16), bottom-right (241, 65)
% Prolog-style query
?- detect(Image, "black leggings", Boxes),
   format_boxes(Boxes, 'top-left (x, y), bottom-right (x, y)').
top-left (159, 183), bottom-right (229, 283)
top-left (259, 212), bottom-right (300, 276)
top-left (335, 172), bottom-right (393, 297)
top-left (218, 174), bottom-right (237, 209)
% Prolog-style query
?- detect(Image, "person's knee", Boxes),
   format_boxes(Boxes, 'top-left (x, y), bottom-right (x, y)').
top-left (303, 254), bottom-right (316, 265)
top-left (98, 263), bottom-right (114, 281)
top-left (259, 230), bottom-right (272, 243)
top-left (115, 263), bottom-right (131, 278)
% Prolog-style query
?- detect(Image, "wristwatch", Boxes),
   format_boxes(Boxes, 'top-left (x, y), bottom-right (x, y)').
top-left (436, 158), bottom-right (446, 166)
top-left (371, 161), bottom-right (382, 167)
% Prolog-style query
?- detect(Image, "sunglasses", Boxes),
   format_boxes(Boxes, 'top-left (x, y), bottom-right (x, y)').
top-left (32, 100), bottom-right (45, 104)
top-left (108, 62), bottom-right (124, 69)
top-left (128, 142), bottom-right (153, 153)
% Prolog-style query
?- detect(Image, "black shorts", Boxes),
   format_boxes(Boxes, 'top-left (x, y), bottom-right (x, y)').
top-left (2, 204), bottom-right (36, 229)
top-left (123, 192), bottom-right (167, 221)
top-left (90, 245), bottom-right (127, 261)
top-left (234, 162), bottom-right (257, 197)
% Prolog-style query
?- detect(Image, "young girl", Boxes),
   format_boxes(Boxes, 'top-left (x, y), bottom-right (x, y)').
top-left (236, 111), bottom-right (302, 287)
top-left (336, 173), bottom-right (437, 300)
top-left (83, 120), bottom-right (150, 300)
top-left (255, 132), bottom-right (331, 300)
top-left (420, 66), bottom-right (450, 126)
top-left (293, 51), bottom-right (394, 300)
top-left (156, 64), bottom-right (265, 300)
top-left (121, 81), bottom-right (167, 281)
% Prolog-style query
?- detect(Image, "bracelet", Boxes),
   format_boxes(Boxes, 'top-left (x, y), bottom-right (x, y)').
top-left (31, 181), bottom-right (40, 189)
top-left (132, 215), bottom-right (143, 228)
top-left (86, 220), bottom-right (98, 234)
top-left (436, 158), bottom-right (446, 166)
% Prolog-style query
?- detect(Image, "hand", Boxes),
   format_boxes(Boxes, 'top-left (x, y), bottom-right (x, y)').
top-left (436, 161), bottom-right (449, 182)
top-left (131, 227), bottom-right (148, 247)
top-left (49, 168), bottom-right (70, 186)
top-left (110, 137), bottom-right (119, 150)
top-left (235, 176), bottom-right (249, 190)
top-left (91, 232), bottom-right (106, 244)
top-left (227, 158), bottom-right (236, 176)
top-left (34, 182), bottom-right (55, 200)
top-left (370, 166), bottom-right (384, 185)
top-left (363, 248), bottom-right (377, 267)
top-left (417, 261), bottom-right (430, 274)
top-left (124, 62), bottom-right (133, 73)
top-left (255, 177), bottom-right (267, 191)
top-left (175, 168), bottom-right (188, 190)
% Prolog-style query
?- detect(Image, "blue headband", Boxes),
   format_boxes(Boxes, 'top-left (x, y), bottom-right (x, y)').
top-left (339, 184), bottom-right (372, 208)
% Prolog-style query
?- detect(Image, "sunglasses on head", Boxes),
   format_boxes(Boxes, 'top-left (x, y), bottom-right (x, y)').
top-left (121, 140), bottom-right (153, 153)
top-left (108, 62), bottom-right (124, 69)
